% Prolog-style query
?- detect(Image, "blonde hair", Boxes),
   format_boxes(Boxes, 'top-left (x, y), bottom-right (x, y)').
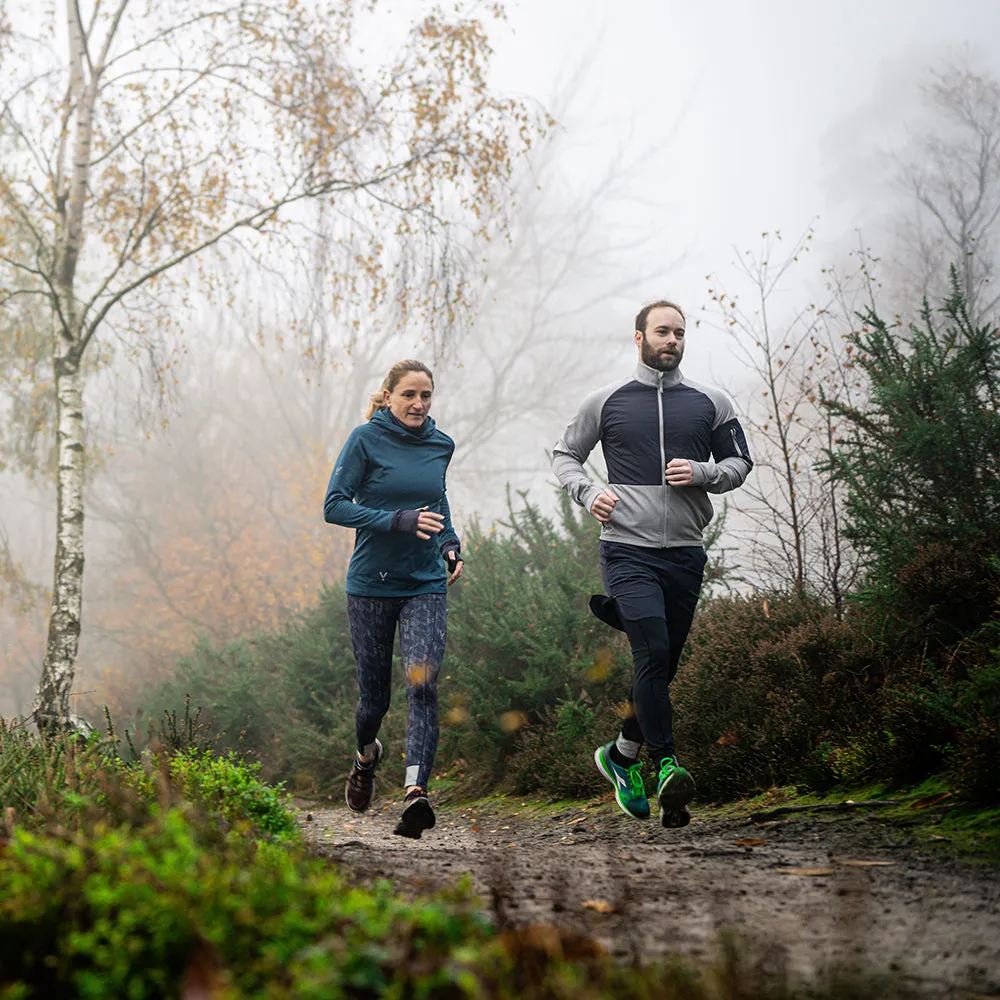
top-left (365, 359), bottom-right (435, 420)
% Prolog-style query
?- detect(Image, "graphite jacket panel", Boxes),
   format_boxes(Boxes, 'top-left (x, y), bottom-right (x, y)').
top-left (552, 361), bottom-right (752, 549)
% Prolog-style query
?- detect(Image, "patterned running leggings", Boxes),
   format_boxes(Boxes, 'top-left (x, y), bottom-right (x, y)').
top-left (346, 593), bottom-right (448, 790)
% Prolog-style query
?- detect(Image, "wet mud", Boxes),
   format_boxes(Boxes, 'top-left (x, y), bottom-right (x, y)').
top-left (302, 792), bottom-right (1000, 997)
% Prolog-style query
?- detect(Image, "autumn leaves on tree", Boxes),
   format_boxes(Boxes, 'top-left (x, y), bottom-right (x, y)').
top-left (0, 0), bottom-right (543, 733)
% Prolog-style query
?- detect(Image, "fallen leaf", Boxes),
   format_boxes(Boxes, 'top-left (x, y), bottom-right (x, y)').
top-left (776, 867), bottom-right (835, 877)
top-left (582, 899), bottom-right (617, 914)
top-left (716, 731), bottom-right (740, 746)
top-left (909, 791), bottom-right (955, 810)
top-left (840, 860), bottom-right (895, 867)
top-left (733, 838), bottom-right (767, 847)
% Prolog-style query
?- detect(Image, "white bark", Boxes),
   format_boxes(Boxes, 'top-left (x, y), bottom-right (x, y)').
top-left (32, 2), bottom-right (98, 734)
top-left (33, 338), bottom-right (85, 734)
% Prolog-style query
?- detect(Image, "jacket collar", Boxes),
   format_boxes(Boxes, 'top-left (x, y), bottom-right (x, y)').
top-left (633, 359), bottom-right (683, 389)
top-left (371, 407), bottom-right (437, 439)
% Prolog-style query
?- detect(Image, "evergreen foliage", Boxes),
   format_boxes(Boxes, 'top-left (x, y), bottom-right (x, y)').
top-left (825, 273), bottom-right (1000, 642)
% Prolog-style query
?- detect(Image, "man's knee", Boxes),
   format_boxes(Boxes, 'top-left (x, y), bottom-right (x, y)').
top-left (626, 617), bottom-right (671, 668)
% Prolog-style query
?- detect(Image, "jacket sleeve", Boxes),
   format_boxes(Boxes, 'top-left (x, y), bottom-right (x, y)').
top-left (437, 486), bottom-right (460, 554)
top-left (551, 389), bottom-right (606, 513)
top-left (689, 394), bottom-right (753, 495)
top-left (323, 427), bottom-right (395, 530)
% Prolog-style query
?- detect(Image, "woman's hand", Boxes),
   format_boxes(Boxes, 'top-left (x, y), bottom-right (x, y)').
top-left (415, 508), bottom-right (445, 540)
top-left (443, 546), bottom-right (464, 585)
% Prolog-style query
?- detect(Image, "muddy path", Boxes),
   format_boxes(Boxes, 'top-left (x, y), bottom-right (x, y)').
top-left (302, 792), bottom-right (1000, 998)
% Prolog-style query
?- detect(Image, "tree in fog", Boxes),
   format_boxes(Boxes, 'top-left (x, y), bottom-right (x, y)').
top-left (73, 73), bottom-right (678, 702)
top-left (0, 0), bottom-right (542, 733)
top-left (890, 60), bottom-right (1000, 324)
top-left (706, 231), bottom-right (871, 609)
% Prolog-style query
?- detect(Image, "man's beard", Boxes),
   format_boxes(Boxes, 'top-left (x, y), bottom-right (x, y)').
top-left (641, 335), bottom-right (682, 372)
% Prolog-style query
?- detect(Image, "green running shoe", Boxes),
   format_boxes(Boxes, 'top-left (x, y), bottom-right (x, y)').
top-left (656, 756), bottom-right (695, 829)
top-left (594, 742), bottom-right (650, 819)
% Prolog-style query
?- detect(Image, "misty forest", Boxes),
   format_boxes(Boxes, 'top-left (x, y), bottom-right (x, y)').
top-left (1, 2), bottom-right (999, 998)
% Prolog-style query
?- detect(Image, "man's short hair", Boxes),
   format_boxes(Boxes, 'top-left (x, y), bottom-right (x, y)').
top-left (635, 300), bottom-right (685, 334)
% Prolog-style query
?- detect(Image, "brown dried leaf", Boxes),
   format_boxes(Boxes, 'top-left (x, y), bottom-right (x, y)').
top-left (776, 867), bottom-right (835, 877)
top-left (733, 838), bottom-right (767, 847)
top-left (582, 899), bottom-right (617, 914)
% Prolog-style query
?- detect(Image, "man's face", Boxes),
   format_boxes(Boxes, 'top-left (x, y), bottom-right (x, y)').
top-left (635, 305), bottom-right (685, 371)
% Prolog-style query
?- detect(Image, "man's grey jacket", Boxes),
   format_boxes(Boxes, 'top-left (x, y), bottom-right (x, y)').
top-left (552, 361), bottom-right (753, 549)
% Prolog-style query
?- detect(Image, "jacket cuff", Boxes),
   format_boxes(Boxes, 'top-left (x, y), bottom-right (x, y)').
top-left (688, 461), bottom-right (713, 487)
top-left (391, 509), bottom-right (421, 533)
top-left (581, 484), bottom-right (605, 513)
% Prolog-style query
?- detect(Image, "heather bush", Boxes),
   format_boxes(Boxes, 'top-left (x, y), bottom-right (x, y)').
top-left (672, 594), bottom-right (878, 798)
top-left (0, 721), bottom-right (298, 844)
top-left (0, 808), bottom-right (499, 999)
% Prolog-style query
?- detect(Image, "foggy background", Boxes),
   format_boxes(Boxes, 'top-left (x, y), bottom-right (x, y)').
top-left (4, 0), bottom-right (1000, 717)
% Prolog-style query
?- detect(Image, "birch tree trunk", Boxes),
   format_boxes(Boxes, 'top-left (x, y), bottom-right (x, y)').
top-left (32, 3), bottom-right (95, 734)
top-left (33, 336), bottom-right (86, 735)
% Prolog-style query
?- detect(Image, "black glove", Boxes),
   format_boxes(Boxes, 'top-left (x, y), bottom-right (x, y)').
top-left (390, 509), bottom-right (422, 533)
top-left (441, 541), bottom-right (462, 573)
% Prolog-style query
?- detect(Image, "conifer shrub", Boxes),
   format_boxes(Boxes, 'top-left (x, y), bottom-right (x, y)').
top-left (439, 493), bottom-right (632, 787)
top-left (825, 277), bottom-right (1000, 648)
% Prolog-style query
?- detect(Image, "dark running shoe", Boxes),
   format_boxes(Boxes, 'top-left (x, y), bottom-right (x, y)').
top-left (345, 739), bottom-right (383, 813)
top-left (656, 756), bottom-right (695, 829)
top-left (393, 788), bottom-right (436, 839)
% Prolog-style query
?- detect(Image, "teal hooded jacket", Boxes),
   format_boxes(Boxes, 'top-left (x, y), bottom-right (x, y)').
top-left (323, 408), bottom-right (460, 597)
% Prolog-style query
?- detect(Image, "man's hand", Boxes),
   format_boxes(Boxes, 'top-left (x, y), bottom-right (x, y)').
top-left (446, 559), bottom-right (464, 585)
top-left (665, 458), bottom-right (694, 487)
top-left (589, 488), bottom-right (619, 524)
top-left (415, 508), bottom-right (445, 539)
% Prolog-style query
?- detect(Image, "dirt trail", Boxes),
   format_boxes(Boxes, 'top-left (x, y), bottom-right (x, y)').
top-left (302, 792), bottom-right (1000, 998)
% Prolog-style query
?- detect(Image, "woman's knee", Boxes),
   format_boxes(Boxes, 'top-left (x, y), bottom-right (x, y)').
top-left (405, 661), bottom-right (440, 701)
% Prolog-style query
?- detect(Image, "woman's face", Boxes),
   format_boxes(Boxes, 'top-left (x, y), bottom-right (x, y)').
top-left (384, 371), bottom-right (433, 427)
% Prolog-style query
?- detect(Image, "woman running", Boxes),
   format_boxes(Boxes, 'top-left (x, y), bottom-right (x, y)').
top-left (323, 359), bottom-right (463, 838)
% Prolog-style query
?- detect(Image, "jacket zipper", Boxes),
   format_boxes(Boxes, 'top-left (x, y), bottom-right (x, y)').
top-left (657, 375), bottom-right (667, 547)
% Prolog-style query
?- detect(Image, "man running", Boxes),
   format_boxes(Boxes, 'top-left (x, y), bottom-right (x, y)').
top-left (552, 300), bottom-right (752, 828)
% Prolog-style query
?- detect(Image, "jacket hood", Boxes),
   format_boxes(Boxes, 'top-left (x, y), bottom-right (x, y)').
top-left (370, 406), bottom-right (438, 440)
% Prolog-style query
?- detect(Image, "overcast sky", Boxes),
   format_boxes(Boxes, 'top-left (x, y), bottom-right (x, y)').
top-left (485, 1), bottom-right (1000, 373)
